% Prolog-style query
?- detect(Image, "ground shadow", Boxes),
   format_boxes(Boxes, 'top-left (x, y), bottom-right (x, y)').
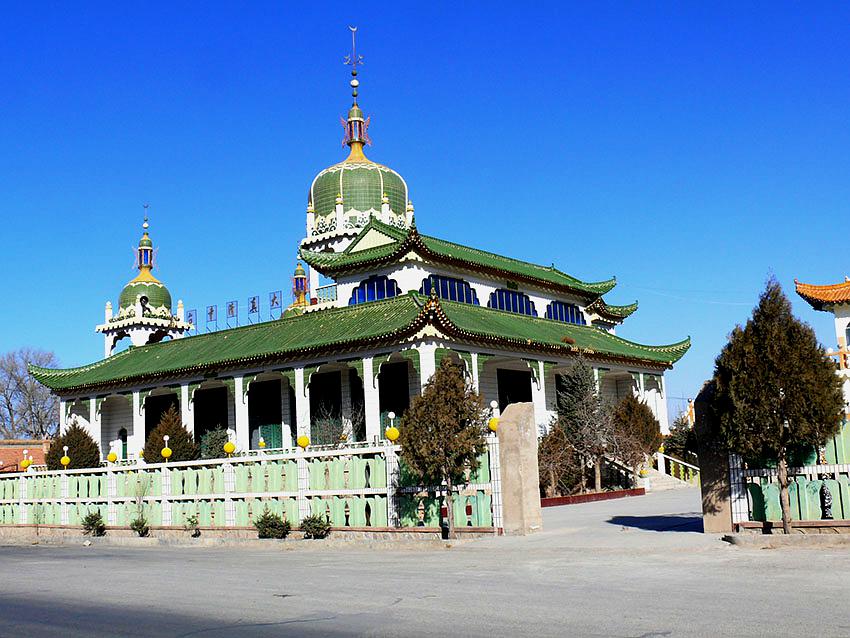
top-left (608, 514), bottom-right (704, 533)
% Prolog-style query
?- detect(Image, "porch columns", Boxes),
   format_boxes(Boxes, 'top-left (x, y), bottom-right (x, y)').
top-left (418, 342), bottom-right (437, 389)
top-left (180, 383), bottom-right (194, 438)
top-left (131, 391), bottom-right (146, 460)
top-left (58, 399), bottom-right (67, 433)
top-left (234, 376), bottom-right (250, 452)
top-left (89, 398), bottom-right (103, 458)
top-left (470, 352), bottom-right (480, 392)
top-left (362, 356), bottom-right (381, 441)
top-left (294, 367), bottom-right (310, 440)
top-left (530, 360), bottom-right (547, 431)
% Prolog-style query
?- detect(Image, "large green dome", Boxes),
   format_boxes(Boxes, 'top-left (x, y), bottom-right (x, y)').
top-left (309, 158), bottom-right (408, 222)
top-left (119, 280), bottom-right (172, 313)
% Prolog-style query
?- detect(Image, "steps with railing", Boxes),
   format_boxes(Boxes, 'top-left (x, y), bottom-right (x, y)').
top-left (654, 452), bottom-right (700, 486)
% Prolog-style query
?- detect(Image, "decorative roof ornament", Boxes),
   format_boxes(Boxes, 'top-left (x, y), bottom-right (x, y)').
top-left (341, 26), bottom-right (371, 156)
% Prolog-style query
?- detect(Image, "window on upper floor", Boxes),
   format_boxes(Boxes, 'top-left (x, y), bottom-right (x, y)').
top-left (545, 301), bottom-right (586, 325)
top-left (487, 289), bottom-right (537, 316)
top-left (348, 275), bottom-right (401, 305)
top-left (419, 275), bottom-right (480, 305)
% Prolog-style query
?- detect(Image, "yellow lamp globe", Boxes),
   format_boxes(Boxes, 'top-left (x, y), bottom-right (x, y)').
top-left (60, 455), bottom-right (71, 467)
top-left (161, 447), bottom-right (173, 460)
top-left (258, 437), bottom-right (266, 449)
top-left (296, 435), bottom-right (310, 449)
top-left (106, 451), bottom-right (118, 463)
top-left (138, 449), bottom-right (144, 459)
top-left (488, 417), bottom-right (499, 432)
top-left (385, 426), bottom-right (400, 442)
top-left (20, 458), bottom-right (31, 470)
top-left (223, 441), bottom-right (236, 455)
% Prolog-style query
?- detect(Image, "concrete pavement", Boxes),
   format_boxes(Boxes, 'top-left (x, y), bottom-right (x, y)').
top-left (1, 488), bottom-right (848, 637)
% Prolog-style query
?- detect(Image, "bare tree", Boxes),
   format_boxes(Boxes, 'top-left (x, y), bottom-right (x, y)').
top-left (0, 348), bottom-right (59, 439)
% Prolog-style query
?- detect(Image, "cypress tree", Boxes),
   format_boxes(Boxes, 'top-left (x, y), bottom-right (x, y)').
top-left (398, 359), bottom-right (487, 537)
top-left (708, 278), bottom-right (844, 533)
top-left (45, 419), bottom-right (101, 470)
top-left (143, 405), bottom-right (199, 463)
top-left (612, 394), bottom-right (662, 459)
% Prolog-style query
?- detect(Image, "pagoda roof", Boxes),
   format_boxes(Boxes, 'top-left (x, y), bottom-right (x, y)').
top-left (586, 298), bottom-right (639, 323)
top-left (794, 278), bottom-right (850, 311)
top-left (300, 219), bottom-right (616, 298)
top-left (31, 293), bottom-right (688, 394)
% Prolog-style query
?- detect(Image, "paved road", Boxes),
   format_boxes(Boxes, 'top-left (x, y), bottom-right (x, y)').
top-left (1, 488), bottom-right (848, 637)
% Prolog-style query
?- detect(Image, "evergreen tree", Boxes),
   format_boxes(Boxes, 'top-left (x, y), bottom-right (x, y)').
top-left (46, 419), bottom-right (101, 470)
top-left (200, 426), bottom-right (230, 459)
top-left (143, 405), bottom-right (199, 462)
top-left (398, 359), bottom-right (487, 537)
top-left (707, 279), bottom-right (844, 534)
top-left (612, 394), bottom-right (662, 466)
top-left (554, 357), bottom-right (613, 492)
top-left (664, 413), bottom-right (698, 463)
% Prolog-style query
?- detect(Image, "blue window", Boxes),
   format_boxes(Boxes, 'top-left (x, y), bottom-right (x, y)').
top-left (487, 289), bottom-right (537, 316)
top-left (545, 301), bottom-right (586, 325)
top-left (419, 275), bottom-right (480, 305)
top-left (348, 275), bottom-right (401, 305)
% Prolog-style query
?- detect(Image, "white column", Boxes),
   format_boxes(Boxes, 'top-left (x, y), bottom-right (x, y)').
top-left (58, 399), bottom-right (67, 434)
top-left (89, 398), bottom-right (103, 458)
top-left (340, 368), bottom-right (353, 441)
top-left (530, 361), bottom-right (547, 433)
top-left (308, 268), bottom-right (320, 302)
top-left (234, 376), bottom-right (249, 452)
top-left (363, 356), bottom-right (381, 441)
top-left (294, 367), bottom-right (311, 439)
top-left (470, 352), bottom-right (480, 392)
top-left (131, 391), bottom-right (146, 460)
top-left (280, 379), bottom-right (293, 448)
top-left (180, 383), bottom-right (193, 438)
top-left (418, 342), bottom-right (437, 389)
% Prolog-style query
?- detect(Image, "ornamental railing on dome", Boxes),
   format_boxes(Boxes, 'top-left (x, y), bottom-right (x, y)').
top-left (314, 284), bottom-right (338, 304)
top-left (0, 438), bottom-right (502, 532)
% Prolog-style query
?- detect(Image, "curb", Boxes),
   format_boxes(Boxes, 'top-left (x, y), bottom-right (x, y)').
top-left (723, 533), bottom-right (850, 549)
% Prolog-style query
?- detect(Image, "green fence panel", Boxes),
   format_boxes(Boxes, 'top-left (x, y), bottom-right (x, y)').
top-left (803, 480), bottom-right (822, 520)
top-left (284, 461), bottom-right (298, 491)
top-left (477, 492), bottom-right (493, 527)
top-left (349, 457), bottom-right (366, 489)
top-left (748, 483), bottom-right (766, 521)
top-left (328, 458), bottom-right (345, 490)
top-left (308, 461), bottom-right (326, 490)
top-left (266, 462), bottom-right (283, 492)
top-left (250, 465), bottom-right (265, 493)
top-left (470, 452), bottom-right (491, 484)
top-left (234, 465), bottom-right (249, 493)
top-left (212, 500), bottom-right (225, 527)
top-left (235, 500), bottom-right (250, 526)
top-left (371, 496), bottom-right (388, 527)
top-left (788, 480), bottom-right (803, 520)
top-left (371, 457), bottom-right (387, 489)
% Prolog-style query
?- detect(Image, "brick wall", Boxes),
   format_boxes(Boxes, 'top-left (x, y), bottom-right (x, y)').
top-left (0, 440), bottom-right (50, 472)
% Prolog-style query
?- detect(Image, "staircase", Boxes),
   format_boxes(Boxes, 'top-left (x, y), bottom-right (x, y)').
top-left (644, 467), bottom-right (692, 491)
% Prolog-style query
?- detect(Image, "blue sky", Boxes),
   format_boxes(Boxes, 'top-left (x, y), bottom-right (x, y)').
top-left (2, 3), bottom-right (849, 416)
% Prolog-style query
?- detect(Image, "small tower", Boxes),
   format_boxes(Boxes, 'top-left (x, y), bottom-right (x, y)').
top-left (96, 215), bottom-right (193, 357)
top-left (290, 261), bottom-right (309, 308)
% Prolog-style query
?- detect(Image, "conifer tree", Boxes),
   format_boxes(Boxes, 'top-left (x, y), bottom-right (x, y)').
top-left (143, 405), bottom-right (199, 462)
top-left (554, 357), bottom-right (613, 492)
top-left (708, 278), bottom-right (844, 534)
top-left (46, 418), bottom-right (101, 470)
top-left (398, 359), bottom-right (487, 537)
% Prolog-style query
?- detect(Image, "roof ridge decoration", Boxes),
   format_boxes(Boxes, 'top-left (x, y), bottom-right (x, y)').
top-left (795, 278), bottom-right (850, 311)
top-left (33, 293), bottom-right (688, 394)
top-left (586, 297), bottom-right (639, 323)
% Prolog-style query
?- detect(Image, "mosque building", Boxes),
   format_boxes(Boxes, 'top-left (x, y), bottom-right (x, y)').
top-left (31, 45), bottom-right (690, 461)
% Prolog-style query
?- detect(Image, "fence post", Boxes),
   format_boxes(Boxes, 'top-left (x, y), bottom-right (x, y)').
top-left (385, 444), bottom-right (400, 527)
top-left (107, 467), bottom-right (117, 526)
top-left (223, 462), bottom-right (235, 527)
top-left (296, 453), bottom-right (310, 522)
top-left (657, 452), bottom-right (666, 476)
top-left (161, 466), bottom-right (172, 526)
top-left (60, 473), bottom-right (69, 525)
top-left (18, 473), bottom-right (28, 525)
top-left (487, 433), bottom-right (503, 532)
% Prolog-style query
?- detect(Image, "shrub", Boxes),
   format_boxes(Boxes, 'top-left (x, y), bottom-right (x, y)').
top-left (82, 511), bottom-right (106, 537)
top-left (46, 420), bottom-right (102, 470)
top-left (300, 513), bottom-right (331, 539)
top-left (200, 426), bottom-right (230, 459)
top-left (143, 405), bottom-right (199, 462)
top-left (130, 516), bottom-right (150, 537)
top-left (253, 508), bottom-right (291, 539)
top-left (184, 513), bottom-right (201, 538)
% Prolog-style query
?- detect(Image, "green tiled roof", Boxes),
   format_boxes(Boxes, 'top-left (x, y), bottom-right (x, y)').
top-left (433, 299), bottom-right (689, 365)
top-left (300, 220), bottom-right (616, 297)
top-left (31, 293), bottom-right (688, 394)
top-left (587, 299), bottom-right (639, 322)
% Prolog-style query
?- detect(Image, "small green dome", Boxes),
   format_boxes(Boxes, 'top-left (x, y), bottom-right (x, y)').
top-left (294, 262), bottom-right (306, 277)
top-left (119, 281), bottom-right (172, 313)
top-left (309, 159), bottom-right (408, 220)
